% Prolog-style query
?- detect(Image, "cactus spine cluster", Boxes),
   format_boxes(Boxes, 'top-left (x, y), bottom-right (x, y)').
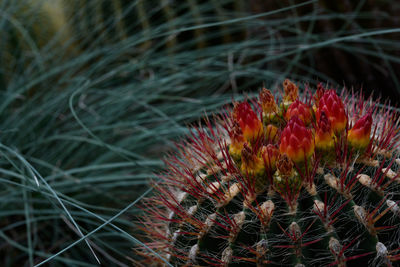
top-left (137, 80), bottom-right (400, 266)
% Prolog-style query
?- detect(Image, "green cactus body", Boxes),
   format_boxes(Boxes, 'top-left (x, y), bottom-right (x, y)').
top-left (137, 81), bottom-right (400, 266)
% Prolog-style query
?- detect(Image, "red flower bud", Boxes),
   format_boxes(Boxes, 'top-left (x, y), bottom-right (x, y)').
top-left (233, 102), bottom-right (263, 142)
top-left (315, 111), bottom-right (334, 150)
top-left (348, 113), bottom-right (372, 150)
top-left (285, 100), bottom-right (312, 125)
top-left (316, 90), bottom-right (347, 134)
top-left (280, 116), bottom-right (314, 163)
top-left (262, 144), bottom-right (279, 172)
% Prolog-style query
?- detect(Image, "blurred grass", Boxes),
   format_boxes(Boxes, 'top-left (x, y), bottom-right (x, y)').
top-left (0, 0), bottom-right (400, 266)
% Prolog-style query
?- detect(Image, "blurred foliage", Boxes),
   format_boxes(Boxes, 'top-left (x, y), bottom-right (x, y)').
top-left (251, 0), bottom-right (400, 99)
top-left (0, 0), bottom-right (399, 266)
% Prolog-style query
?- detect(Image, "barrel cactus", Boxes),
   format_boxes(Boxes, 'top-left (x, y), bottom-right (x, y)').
top-left (136, 80), bottom-right (400, 266)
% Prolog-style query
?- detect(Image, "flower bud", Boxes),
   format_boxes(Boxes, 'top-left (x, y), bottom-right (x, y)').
top-left (315, 111), bottom-right (334, 151)
top-left (233, 102), bottom-right (263, 143)
top-left (280, 116), bottom-right (314, 163)
top-left (259, 88), bottom-right (278, 114)
top-left (241, 143), bottom-right (264, 177)
top-left (316, 90), bottom-right (347, 134)
top-left (283, 79), bottom-right (298, 103)
top-left (228, 121), bottom-right (246, 162)
top-left (273, 154), bottom-right (302, 198)
top-left (285, 100), bottom-right (312, 125)
top-left (259, 88), bottom-right (279, 124)
top-left (348, 113), bottom-right (372, 151)
top-left (276, 153), bottom-right (294, 177)
top-left (261, 144), bottom-right (279, 173)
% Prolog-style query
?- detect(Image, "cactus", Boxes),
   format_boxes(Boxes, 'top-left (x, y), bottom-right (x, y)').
top-left (136, 80), bottom-right (400, 266)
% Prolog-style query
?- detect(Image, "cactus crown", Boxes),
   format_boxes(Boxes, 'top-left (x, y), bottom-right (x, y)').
top-left (137, 81), bottom-right (400, 266)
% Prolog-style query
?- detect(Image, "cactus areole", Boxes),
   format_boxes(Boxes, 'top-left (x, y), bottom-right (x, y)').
top-left (137, 80), bottom-right (400, 266)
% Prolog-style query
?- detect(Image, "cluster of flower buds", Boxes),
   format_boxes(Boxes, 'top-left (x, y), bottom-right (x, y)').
top-left (228, 80), bottom-right (373, 206)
